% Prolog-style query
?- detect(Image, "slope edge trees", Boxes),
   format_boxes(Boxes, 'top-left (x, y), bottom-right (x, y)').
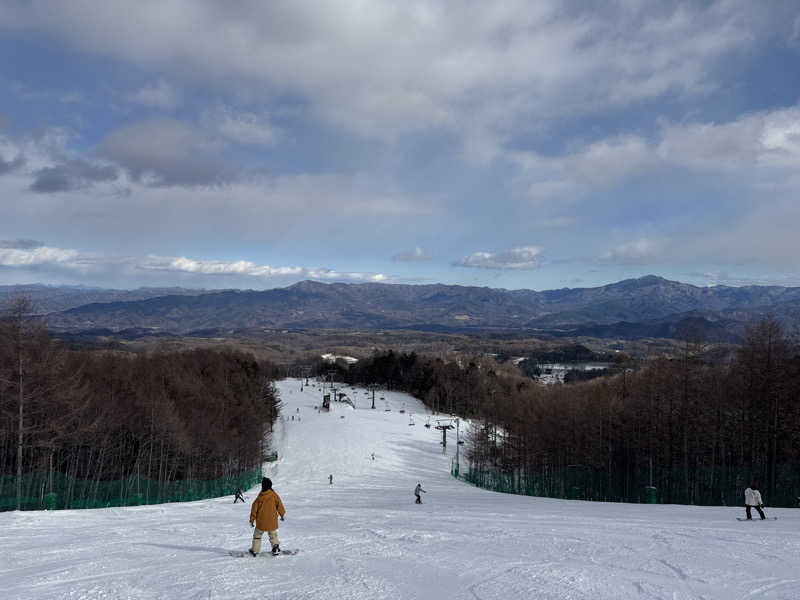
top-left (0, 297), bottom-right (281, 511)
top-left (322, 319), bottom-right (800, 506)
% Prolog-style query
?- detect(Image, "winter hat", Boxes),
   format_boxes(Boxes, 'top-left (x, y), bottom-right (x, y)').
top-left (751, 482), bottom-right (758, 490)
top-left (262, 477), bottom-right (272, 491)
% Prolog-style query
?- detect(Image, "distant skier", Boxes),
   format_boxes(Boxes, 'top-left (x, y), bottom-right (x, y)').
top-left (744, 482), bottom-right (766, 520)
top-left (414, 483), bottom-right (426, 504)
top-left (233, 488), bottom-right (245, 503)
top-left (371, 452), bottom-right (375, 461)
top-left (249, 477), bottom-right (286, 556)
top-left (329, 474), bottom-right (333, 485)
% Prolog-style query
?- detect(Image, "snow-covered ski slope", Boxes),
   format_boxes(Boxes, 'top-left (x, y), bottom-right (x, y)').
top-left (2, 379), bottom-right (799, 600)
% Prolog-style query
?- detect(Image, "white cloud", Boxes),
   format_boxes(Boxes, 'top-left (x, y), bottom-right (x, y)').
top-left (599, 237), bottom-right (666, 265)
top-left (392, 247), bottom-right (432, 262)
top-left (95, 117), bottom-right (233, 186)
top-left (791, 15), bottom-right (800, 45)
top-left (130, 79), bottom-right (181, 109)
top-left (568, 136), bottom-right (657, 185)
top-left (515, 135), bottom-right (658, 203)
top-left (526, 179), bottom-right (578, 204)
top-left (657, 105), bottom-right (800, 170)
top-left (212, 108), bottom-right (280, 147)
top-left (514, 102), bottom-right (800, 216)
top-left (0, 244), bottom-right (388, 286)
top-left (143, 255), bottom-right (387, 282)
top-left (0, 1), bottom-right (762, 149)
top-left (0, 130), bottom-right (436, 255)
top-left (454, 246), bottom-right (543, 270)
top-left (0, 245), bottom-right (79, 267)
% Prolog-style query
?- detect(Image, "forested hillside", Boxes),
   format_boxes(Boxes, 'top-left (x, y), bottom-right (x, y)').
top-left (0, 298), bottom-right (280, 511)
top-left (323, 317), bottom-right (800, 507)
top-left (43, 276), bottom-right (800, 340)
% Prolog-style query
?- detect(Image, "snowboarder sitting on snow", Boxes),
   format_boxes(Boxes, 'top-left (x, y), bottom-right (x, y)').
top-left (249, 477), bottom-right (286, 556)
top-left (744, 482), bottom-right (766, 520)
top-left (233, 488), bottom-right (245, 503)
top-left (414, 483), bottom-right (426, 504)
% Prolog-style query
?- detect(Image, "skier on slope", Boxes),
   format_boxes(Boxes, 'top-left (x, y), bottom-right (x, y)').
top-left (414, 483), bottom-right (426, 504)
top-left (744, 482), bottom-right (766, 520)
top-left (249, 477), bottom-right (286, 556)
top-left (233, 488), bottom-right (245, 503)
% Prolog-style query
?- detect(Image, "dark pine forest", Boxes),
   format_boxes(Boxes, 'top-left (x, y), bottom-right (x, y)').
top-left (0, 298), bottom-right (280, 511)
top-left (325, 318), bottom-right (800, 507)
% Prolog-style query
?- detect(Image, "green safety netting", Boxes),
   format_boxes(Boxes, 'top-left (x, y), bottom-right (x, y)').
top-left (0, 468), bottom-right (262, 512)
top-left (452, 461), bottom-right (800, 507)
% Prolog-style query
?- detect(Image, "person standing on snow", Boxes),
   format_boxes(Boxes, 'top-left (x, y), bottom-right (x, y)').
top-left (233, 488), bottom-right (245, 503)
top-left (414, 483), bottom-right (426, 504)
top-left (744, 482), bottom-right (766, 520)
top-left (249, 477), bottom-right (286, 556)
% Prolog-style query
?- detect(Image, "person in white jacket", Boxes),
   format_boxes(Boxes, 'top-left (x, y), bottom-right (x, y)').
top-left (744, 482), bottom-right (766, 520)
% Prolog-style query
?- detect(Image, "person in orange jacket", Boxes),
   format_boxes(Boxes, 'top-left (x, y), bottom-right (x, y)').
top-left (249, 477), bottom-right (286, 556)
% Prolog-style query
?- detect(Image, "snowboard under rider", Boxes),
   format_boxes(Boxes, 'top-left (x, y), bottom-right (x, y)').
top-left (233, 488), bottom-right (245, 503)
top-left (414, 483), bottom-right (426, 504)
top-left (249, 477), bottom-right (286, 556)
top-left (744, 482), bottom-right (766, 520)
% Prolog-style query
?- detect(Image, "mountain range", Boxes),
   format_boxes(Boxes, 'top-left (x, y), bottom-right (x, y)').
top-left (0, 284), bottom-right (213, 314)
top-left (12, 275), bottom-right (798, 342)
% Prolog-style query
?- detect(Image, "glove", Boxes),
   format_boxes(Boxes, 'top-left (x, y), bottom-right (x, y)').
top-left (280, 516), bottom-right (285, 521)
top-left (250, 521), bottom-right (254, 528)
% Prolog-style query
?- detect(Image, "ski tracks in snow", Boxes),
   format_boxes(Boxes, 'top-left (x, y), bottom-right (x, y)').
top-left (3, 379), bottom-right (800, 600)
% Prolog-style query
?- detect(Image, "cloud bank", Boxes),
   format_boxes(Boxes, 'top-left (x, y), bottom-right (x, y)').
top-left (454, 246), bottom-right (543, 270)
top-left (0, 243), bottom-right (387, 287)
top-left (1, 2), bottom-right (799, 289)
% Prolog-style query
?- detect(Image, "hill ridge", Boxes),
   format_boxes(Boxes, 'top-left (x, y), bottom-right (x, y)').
top-left (27, 275), bottom-right (800, 339)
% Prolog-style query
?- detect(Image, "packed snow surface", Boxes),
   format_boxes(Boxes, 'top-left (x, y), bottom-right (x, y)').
top-left (2, 379), bottom-right (799, 599)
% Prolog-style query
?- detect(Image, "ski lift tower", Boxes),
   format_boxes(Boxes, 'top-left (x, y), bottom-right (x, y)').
top-left (322, 369), bottom-right (337, 412)
top-left (435, 419), bottom-right (455, 455)
top-left (326, 369), bottom-right (337, 389)
top-left (326, 369), bottom-right (338, 398)
top-left (368, 384), bottom-right (378, 409)
top-left (367, 383), bottom-right (383, 408)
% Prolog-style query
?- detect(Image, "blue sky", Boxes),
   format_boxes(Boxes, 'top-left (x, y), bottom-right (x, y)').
top-left (1, 1), bottom-right (799, 291)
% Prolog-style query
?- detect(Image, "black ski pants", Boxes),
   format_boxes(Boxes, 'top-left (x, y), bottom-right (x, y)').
top-left (745, 505), bottom-right (765, 519)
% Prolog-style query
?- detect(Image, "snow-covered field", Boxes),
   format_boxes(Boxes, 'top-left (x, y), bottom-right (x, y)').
top-left (2, 379), bottom-right (798, 599)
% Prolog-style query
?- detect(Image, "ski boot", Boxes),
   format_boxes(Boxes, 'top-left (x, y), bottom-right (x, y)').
top-left (271, 544), bottom-right (280, 556)
top-left (248, 549), bottom-right (258, 557)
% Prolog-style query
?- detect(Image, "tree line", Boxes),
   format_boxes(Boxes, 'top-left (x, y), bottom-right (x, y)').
top-left (0, 298), bottom-right (280, 510)
top-left (322, 318), bottom-right (800, 506)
